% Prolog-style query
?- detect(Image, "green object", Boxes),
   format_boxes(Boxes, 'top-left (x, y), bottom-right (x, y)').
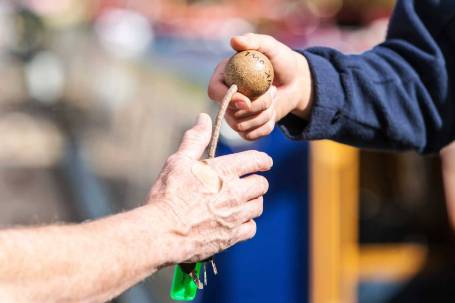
top-left (170, 263), bottom-right (202, 301)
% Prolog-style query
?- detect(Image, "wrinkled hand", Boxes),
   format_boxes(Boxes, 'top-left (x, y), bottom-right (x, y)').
top-left (208, 33), bottom-right (313, 141)
top-left (148, 113), bottom-right (273, 263)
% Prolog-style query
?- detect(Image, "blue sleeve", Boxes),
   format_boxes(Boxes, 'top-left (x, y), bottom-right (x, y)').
top-left (278, 0), bottom-right (455, 154)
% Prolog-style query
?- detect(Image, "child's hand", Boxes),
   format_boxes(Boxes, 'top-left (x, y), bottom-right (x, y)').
top-left (208, 33), bottom-right (313, 141)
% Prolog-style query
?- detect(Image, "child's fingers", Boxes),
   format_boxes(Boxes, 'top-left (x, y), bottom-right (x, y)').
top-left (230, 93), bottom-right (252, 110)
top-left (208, 59), bottom-right (252, 110)
top-left (233, 86), bottom-right (276, 118)
top-left (231, 33), bottom-right (281, 62)
top-left (225, 114), bottom-right (242, 132)
top-left (208, 59), bottom-right (230, 102)
top-left (236, 107), bottom-right (274, 132)
top-left (241, 118), bottom-right (276, 141)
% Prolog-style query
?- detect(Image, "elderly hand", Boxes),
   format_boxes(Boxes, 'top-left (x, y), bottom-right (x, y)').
top-left (148, 113), bottom-right (273, 263)
top-left (208, 33), bottom-right (313, 141)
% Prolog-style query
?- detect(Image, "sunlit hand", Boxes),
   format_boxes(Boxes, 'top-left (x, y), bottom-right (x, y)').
top-left (148, 113), bottom-right (273, 263)
top-left (208, 33), bottom-right (313, 140)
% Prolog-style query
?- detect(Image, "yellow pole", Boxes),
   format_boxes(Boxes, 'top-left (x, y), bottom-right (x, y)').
top-left (310, 141), bottom-right (359, 303)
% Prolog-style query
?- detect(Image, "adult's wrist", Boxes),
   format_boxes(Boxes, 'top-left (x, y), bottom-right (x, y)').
top-left (137, 201), bottom-right (193, 266)
top-left (133, 203), bottom-right (188, 267)
top-left (94, 202), bottom-right (187, 276)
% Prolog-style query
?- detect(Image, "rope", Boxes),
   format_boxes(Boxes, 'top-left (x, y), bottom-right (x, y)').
top-left (208, 84), bottom-right (238, 159)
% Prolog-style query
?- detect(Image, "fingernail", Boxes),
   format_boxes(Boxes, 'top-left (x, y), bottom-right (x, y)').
top-left (263, 154), bottom-right (273, 168)
top-left (259, 152), bottom-right (273, 168)
top-left (196, 113), bottom-right (210, 127)
top-left (234, 100), bottom-right (247, 110)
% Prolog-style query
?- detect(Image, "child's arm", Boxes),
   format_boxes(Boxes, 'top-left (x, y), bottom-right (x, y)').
top-left (208, 0), bottom-right (455, 153)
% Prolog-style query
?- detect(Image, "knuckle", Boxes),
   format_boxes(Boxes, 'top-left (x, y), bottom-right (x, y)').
top-left (233, 122), bottom-right (244, 132)
top-left (202, 158), bottom-right (214, 168)
top-left (256, 99), bottom-right (269, 112)
top-left (228, 211), bottom-right (243, 226)
top-left (261, 34), bottom-right (278, 47)
top-left (233, 109), bottom-right (247, 118)
top-left (223, 185), bottom-right (242, 207)
top-left (183, 129), bottom-right (195, 140)
top-left (259, 33), bottom-right (271, 39)
top-left (259, 102), bottom-right (268, 112)
top-left (184, 128), bottom-right (201, 142)
top-left (245, 32), bottom-right (256, 39)
top-left (233, 190), bottom-right (243, 205)
top-left (265, 35), bottom-right (277, 43)
top-left (265, 107), bottom-right (274, 119)
top-left (222, 218), bottom-right (238, 230)
top-left (226, 116), bottom-right (241, 131)
top-left (165, 154), bottom-right (180, 168)
top-left (237, 121), bottom-right (249, 132)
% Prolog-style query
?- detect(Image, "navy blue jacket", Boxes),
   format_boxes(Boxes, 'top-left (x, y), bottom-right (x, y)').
top-left (279, 0), bottom-right (455, 154)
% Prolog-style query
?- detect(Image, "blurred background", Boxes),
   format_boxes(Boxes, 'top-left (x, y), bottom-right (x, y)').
top-left (2, 0), bottom-right (455, 302)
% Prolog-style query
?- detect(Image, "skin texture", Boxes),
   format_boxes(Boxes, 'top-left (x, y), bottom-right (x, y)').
top-left (208, 33), bottom-right (314, 141)
top-left (0, 113), bottom-right (272, 302)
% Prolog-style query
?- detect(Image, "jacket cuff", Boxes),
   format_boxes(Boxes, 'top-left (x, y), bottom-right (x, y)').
top-left (278, 48), bottom-right (345, 140)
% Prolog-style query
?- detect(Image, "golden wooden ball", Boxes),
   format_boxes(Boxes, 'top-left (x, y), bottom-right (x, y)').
top-left (224, 50), bottom-right (274, 99)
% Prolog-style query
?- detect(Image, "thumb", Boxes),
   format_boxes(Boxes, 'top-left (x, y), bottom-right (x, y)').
top-left (231, 33), bottom-right (282, 62)
top-left (177, 113), bottom-right (212, 159)
top-left (231, 33), bottom-right (296, 85)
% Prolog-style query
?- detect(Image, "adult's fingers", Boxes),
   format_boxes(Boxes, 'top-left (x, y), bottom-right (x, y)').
top-left (176, 113), bottom-right (212, 160)
top-left (232, 175), bottom-right (269, 203)
top-left (215, 175), bottom-right (269, 209)
top-left (214, 220), bottom-right (257, 254)
top-left (239, 197), bottom-right (264, 221)
top-left (233, 220), bottom-right (257, 242)
top-left (209, 150), bottom-right (273, 177)
top-left (225, 197), bottom-right (264, 227)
